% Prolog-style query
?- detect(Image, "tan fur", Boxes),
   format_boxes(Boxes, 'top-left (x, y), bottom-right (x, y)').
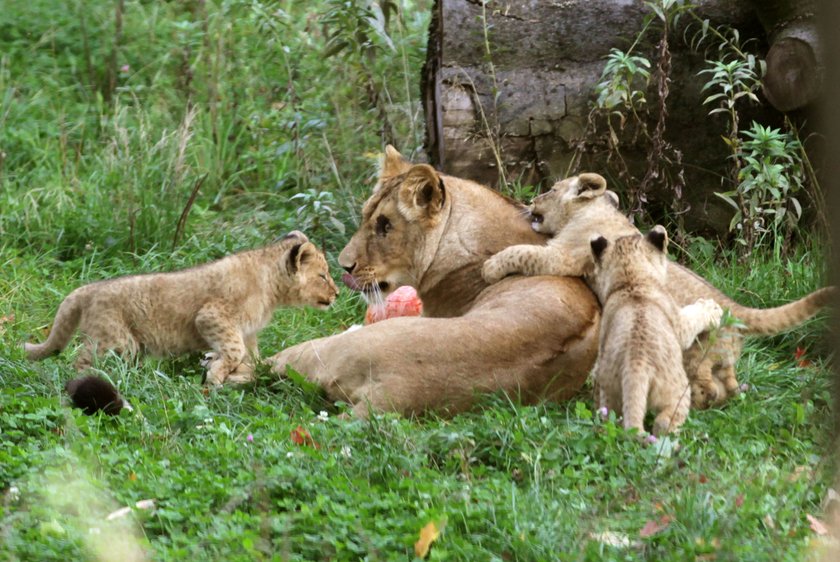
top-left (482, 172), bottom-right (835, 408)
top-left (25, 232), bottom-right (338, 384)
top-left (267, 146), bottom-right (601, 417)
top-left (683, 328), bottom-right (742, 408)
top-left (482, 173), bottom-right (634, 283)
top-left (590, 227), bottom-right (723, 435)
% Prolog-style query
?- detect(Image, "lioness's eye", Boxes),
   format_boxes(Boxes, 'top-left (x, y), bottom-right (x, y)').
top-left (320, 274), bottom-right (328, 282)
top-left (375, 215), bottom-right (391, 236)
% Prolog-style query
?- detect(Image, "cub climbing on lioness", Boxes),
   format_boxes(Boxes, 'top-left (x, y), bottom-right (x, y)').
top-left (481, 172), bottom-right (834, 409)
top-left (589, 227), bottom-right (723, 435)
top-left (25, 231), bottom-right (338, 385)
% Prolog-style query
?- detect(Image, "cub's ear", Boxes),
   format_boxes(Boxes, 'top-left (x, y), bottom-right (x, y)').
top-left (398, 164), bottom-right (446, 220)
top-left (288, 241), bottom-right (317, 274)
top-left (282, 230), bottom-right (309, 242)
top-left (645, 225), bottom-right (668, 253)
top-left (604, 190), bottom-right (620, 208)
top-left (575, 173), bottom-right (608, 199)
top-left (379, 144), bottom-right (412, 182)
top-left (590, 234), bottom-right (609, 261)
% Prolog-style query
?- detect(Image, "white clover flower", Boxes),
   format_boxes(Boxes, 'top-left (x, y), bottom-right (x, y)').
top-left (317, 410), bottom-right (329, 422)
top-left (340, 445), bottom-right (352, 459)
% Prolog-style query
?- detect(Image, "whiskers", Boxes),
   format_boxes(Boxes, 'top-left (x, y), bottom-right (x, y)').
top-left (368, 277), bottom-right (387, 309)
top-left (350, 275), bottom-right (387, 308)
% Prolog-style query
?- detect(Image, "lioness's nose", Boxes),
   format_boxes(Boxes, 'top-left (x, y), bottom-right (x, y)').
top-left (341, 262), bottom-right (355, 274)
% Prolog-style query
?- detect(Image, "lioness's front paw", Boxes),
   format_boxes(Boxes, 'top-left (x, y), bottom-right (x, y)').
top-left (482, 256), bottom-right (511, 284)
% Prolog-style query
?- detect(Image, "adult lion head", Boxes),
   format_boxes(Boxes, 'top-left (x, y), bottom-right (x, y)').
top-left (338, 146), bottom-right (449, 300)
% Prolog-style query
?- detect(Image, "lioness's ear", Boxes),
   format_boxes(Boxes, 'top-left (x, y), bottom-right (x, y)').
top-left (575, 173), bottom-right (608, 199)
top-left (590, 234), bottom-right (609, 261)
top-left (398, 164), bottom-right (446, 220)
top-left (604, 190), bottom-right (620, 208)
top-left (288, 241), bottom-right (316, 273)
top-left (645, 225), bottom-right (668, 253)
top-left (380, 145), bottom-right (412, 181)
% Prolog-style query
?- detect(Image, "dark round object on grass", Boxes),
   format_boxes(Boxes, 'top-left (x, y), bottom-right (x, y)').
top-left (65, 375), bottom-right (126, 416)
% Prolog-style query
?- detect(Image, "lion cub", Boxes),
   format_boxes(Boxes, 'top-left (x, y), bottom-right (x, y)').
top-left (25, 231), bottom-right (338, 385)
top-left (482, 173), bottom-right (634, 284)
top-left (482, 172), bottom-right (834, 409)
top-left (588, 227), bottom-right (723, 435)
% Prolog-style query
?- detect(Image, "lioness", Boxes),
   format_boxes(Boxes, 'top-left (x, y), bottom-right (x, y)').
top-left (267, 146), bottom-right (601, 417)
top-left (589, 227), bottom-right (722, 435)
top-left (481, 172), bottom-right (835, 408)
top-left (26, 232), bottom-right (338, 384)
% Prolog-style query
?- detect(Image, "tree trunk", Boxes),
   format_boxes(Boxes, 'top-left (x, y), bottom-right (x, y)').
top-left (750, 0), bottom-right (821, 112)
top-left (422, 0), bottom-right (809, 232)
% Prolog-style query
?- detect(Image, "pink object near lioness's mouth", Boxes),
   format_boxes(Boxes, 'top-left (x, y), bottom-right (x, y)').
top-left (342, 273), bottom-right (362, 291)
top-left (365, 285), bottom-right (423, 324)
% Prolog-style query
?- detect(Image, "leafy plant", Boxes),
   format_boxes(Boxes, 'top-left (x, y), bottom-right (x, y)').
top-left (716, 123), bottom-right (804, 254)
top-left (290, 188), bottom-right (347, 240)
top-left (594, 48), bottom-right (652, 112)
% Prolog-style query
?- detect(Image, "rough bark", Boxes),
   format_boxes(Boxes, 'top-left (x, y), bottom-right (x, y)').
top-left (750, 0), bottom-right (821, 112)
top-left (422, 0), bottom-right (811, 232)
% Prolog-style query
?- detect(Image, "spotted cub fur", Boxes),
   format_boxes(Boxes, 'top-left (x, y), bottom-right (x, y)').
top-left (25, 232), bottom-right (338, 385)
top-left (588, 227), bottom-right (723, 435)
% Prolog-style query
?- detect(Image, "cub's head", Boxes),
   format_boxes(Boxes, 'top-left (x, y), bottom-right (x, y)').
top-left (589, 225), bottom-right (669, 297)
top-left (529, 172), bottom-right (618, 235)
top-left (338, 145), bottom-right (446, 299)
top-left (282, 232), bottom-right (339, 310)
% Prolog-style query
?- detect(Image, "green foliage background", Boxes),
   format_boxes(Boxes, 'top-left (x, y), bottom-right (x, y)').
top-left (0, 1), bottom-right (835, 560)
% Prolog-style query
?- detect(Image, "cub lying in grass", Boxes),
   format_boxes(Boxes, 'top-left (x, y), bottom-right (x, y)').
top-left (482, 172), bottom-right (834, 409)
top-left (589, 227), bottom-right (723, 435)
top-left (25, 231), bottom-right (338, 385)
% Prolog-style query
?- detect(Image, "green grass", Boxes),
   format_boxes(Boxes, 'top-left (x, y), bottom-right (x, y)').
top-left (0, 1), bottom-right (835, 560)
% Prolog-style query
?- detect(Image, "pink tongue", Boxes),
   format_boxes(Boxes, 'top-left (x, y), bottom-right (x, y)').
top-left (342, 273), bottom-right (362, 291)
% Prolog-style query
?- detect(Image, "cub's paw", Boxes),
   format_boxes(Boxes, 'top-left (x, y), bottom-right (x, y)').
top-left (199, 352), bottom-right (219, 369)
top-left (695, 298), bottom-right (724, 328)
top-left (690, 379), bottom-right (721, 410)
top-left (203, 358), bottom-right (231, 386)
top-left (481, 254), bottom-right (513, 284)
top-left (226, 370), bottom-right (256, 385)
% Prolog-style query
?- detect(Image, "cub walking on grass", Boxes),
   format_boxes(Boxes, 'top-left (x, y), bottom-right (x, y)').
top-left (25, 231), bottom-right (338, 385)
top-left (588, 227), bottom-right (723, 435)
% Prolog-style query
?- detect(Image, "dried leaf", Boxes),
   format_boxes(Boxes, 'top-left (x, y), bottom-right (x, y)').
top-left (808, 514), bottom-right (829, 536)
top-left (105, 499), bottom-right (156, 521)
top-left (589, 531), bottom-right (634, 548)
top-left (290, 425), bottom-right (319, 449)
top-left (414, 521), bottom-right (441, 558)
top-left (0, 314), bottom-right (13, 336)
top-left (735, 494), bottom-right (745, 508)
top-left (788, 465), bottom-right (811, 482)
top-left (640, 515), bottom-right (672, 538)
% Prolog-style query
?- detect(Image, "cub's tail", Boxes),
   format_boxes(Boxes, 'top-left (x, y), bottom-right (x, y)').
top-left (731, 286), bottom-right (836, 335)
top-left (25, 287), bottom-right (90, 360)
